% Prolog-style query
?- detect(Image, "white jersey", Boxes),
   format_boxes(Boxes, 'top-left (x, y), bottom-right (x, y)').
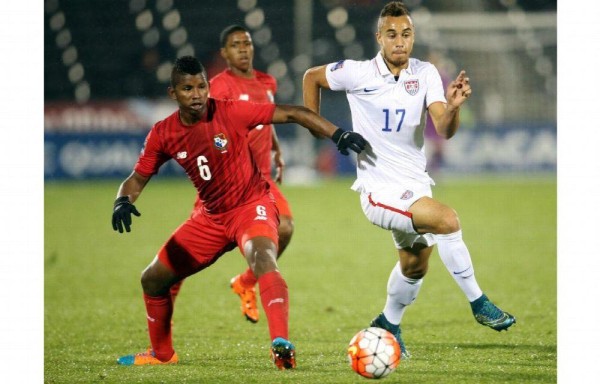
top-left (326, 53), bottom-right (446, 193)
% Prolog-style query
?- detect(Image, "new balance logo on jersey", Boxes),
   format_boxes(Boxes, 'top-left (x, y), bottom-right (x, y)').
top-left (176, 151), bottom-right (188, 159)
top-left (404, 79), bottom-right (419, 96)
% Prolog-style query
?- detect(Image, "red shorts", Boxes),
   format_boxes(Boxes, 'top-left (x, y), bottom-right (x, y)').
top-left (159, 193), bottom-right (279, 278)
top-left (191, 178), bottom-right (292, 218)
top-left (266, 178), bottom-right (293, 218)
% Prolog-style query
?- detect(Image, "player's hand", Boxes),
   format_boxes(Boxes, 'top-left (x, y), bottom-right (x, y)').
top-left (112, 196), bottom-right (141, 233)
top-left (446, 70), bottom-right (472, 108)
top-left (273, 149), bottom-right (285, 184)
top-left (331, 128), bottom-right (369, 156)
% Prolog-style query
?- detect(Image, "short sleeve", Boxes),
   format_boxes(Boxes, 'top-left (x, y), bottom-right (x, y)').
top-left (325, 59), bottom-right (360, 92)
top-left (134, 126), bottom-right (170, 177)
top-left (228, 100), bottom-right (276, 132)
top-left (209, 77), bottom-right (229, 99)
top-left (425, 64), bottom-right (446, 107)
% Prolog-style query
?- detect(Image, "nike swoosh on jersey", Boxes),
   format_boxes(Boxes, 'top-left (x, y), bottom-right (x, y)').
top-left (363, 88), bottom-right (378, 92)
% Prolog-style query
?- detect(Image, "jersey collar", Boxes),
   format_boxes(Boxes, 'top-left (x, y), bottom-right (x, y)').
top-left (374, 52), bottom-right (413, 80)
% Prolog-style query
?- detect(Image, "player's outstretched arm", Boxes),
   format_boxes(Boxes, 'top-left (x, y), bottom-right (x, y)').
top-left (112, 171), bottom-right (151, 233)
top-left (271, 127), bottom-right (285, 184)
top-left (272, 105), bottom-right (368, 156)
top-left (302, 65), bottom-right (330, 139)
top-left (429, 70), bottom-right (472, 139)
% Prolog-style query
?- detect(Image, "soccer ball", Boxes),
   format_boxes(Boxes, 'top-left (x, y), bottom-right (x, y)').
top-left (347, 327), bottom-right (401, 379)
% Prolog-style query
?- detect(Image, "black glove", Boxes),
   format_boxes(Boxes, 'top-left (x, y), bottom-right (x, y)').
top-left (112, 196), bottom-right (141, 233)
top-left (331, 128), bottom-right (368, 156)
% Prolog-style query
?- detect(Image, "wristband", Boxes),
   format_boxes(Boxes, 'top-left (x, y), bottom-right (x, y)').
top-left (331, 128), bottom-right (345, 145)
top-left (114, 196), bottom-right (131, 207)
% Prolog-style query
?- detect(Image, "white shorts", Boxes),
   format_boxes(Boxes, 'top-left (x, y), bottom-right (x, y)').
top-left (359, 182), bottom-right (436, 249)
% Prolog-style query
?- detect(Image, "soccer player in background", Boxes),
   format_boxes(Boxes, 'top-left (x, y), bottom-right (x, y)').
top-left (112, 56), bottom-right (367, 368)
top-left (303, 1), bottom-right (515, 359)
top-left (170, 25), bottom-right (294, 325)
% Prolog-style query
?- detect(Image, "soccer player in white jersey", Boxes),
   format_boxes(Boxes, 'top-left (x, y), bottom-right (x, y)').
top-left (303, 1), bottom-right (515, 359)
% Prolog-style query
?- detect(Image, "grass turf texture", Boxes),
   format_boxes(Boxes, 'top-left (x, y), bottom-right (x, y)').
top-left (45, 176), bottom-right (556, 383)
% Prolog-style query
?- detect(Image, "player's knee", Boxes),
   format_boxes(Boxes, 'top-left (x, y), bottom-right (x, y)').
top-left (141, 270), bottom-right (161, 295)
top-left (253, 253), bottom-right (278, 278)
top-left (437, 210), bottom-right (461, 234)
top-left (140, 264), bottom-right (172, 296)
top-left (400, 257), bottom-right (429, 279)
top-left (401, 263), bottom-right (428, 280)
top-left (278, 217), bottom-right (294, 244)
top-left (244, 237), bottom-right (278, 277)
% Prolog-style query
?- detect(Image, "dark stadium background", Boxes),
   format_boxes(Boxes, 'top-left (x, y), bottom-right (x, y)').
top-left (44, 0), bottom-right (557, 181)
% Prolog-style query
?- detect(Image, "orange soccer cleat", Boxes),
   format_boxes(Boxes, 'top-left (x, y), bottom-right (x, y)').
top-left (117, 349), bottom-right (179, 366)
top-left (230, 274), bottom-right (259, 323)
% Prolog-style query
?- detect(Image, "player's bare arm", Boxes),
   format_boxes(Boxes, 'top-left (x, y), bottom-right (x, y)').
top-left (428, 70), bottom-right (472, 139)
top-left (112, 171), bottom-right (150, 233)
top-left (302, 65), bottom-right (330, 138)
top-left (272, 105), bottom-right (368, 156)
top-left (303, 65), bottom-right (330, 114)
top-left (116, 171), bottom-right (151, 203)
top-left (271, 126), bottom-right (285, 184)
top-left (272, 104), bottom-right (338, 138)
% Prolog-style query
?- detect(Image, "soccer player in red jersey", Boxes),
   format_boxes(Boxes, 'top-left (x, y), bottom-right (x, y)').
top-left (112, 56), bottom-right (367, 369)
top-left (170, 25), bottom-right (295, 324)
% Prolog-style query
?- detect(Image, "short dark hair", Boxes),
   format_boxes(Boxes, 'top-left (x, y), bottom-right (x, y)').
top-left (219, 24), bottom-right (249, 47)
top-left (377, 2), bottom-right (411, 31)
top-left (380, 1), bottom-right (410, 18)
top-left (170, 56), bottom-right (206, 87)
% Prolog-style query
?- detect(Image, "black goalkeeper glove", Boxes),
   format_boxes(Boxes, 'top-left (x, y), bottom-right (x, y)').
top-left (331, 128), bottom-right (368, 156)
top-left (112, 196), bottom-right (141, 233)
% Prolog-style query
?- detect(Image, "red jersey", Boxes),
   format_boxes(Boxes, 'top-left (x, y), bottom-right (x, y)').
top-left (134, 98), bottom-right (276, 214)
top-left (209, 69), bottom-right (276, 177)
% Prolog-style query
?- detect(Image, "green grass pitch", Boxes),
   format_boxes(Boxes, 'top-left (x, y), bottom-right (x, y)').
top-left (45, 175), bottom-right (556, 383)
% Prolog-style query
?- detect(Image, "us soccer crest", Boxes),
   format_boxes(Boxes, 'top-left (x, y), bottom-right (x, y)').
top-left (404, 79), bottom-right (419, 96)
top-left (213, 133), bottom-right (228, 152)
top-left (400, 190), bottom-right (414, 200)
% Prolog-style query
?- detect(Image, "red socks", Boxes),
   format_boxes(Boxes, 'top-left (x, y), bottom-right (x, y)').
top-left (239, 268), bottom-right (258, 288)
top-left (258, 270), bottom-right (289, 340)
top-left (169, 280), bottom-right (183, 304)
top-left (143, 293), bottom-right (175, 361)
top-left (143, 271), bottom-right (287, 360)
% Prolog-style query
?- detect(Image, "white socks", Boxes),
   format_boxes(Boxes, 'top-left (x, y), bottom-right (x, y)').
top-left (435, 230), bottom-right (483, 302)
top-left (382, 262), bottom-right (423, 324)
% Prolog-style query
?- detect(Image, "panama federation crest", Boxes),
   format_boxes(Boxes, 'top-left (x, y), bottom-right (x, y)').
top-left (404, 79), bottom-right (419, 96)
top-left (213, 133), bottom-right (228, 152)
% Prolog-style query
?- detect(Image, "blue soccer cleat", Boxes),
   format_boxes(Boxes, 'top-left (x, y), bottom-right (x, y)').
top-left (471, 294), bottom-right (516, 331)
top-left (270, 337), bottom-right (296, 370)
top-left (370, 312), bottom-right (411, 360)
